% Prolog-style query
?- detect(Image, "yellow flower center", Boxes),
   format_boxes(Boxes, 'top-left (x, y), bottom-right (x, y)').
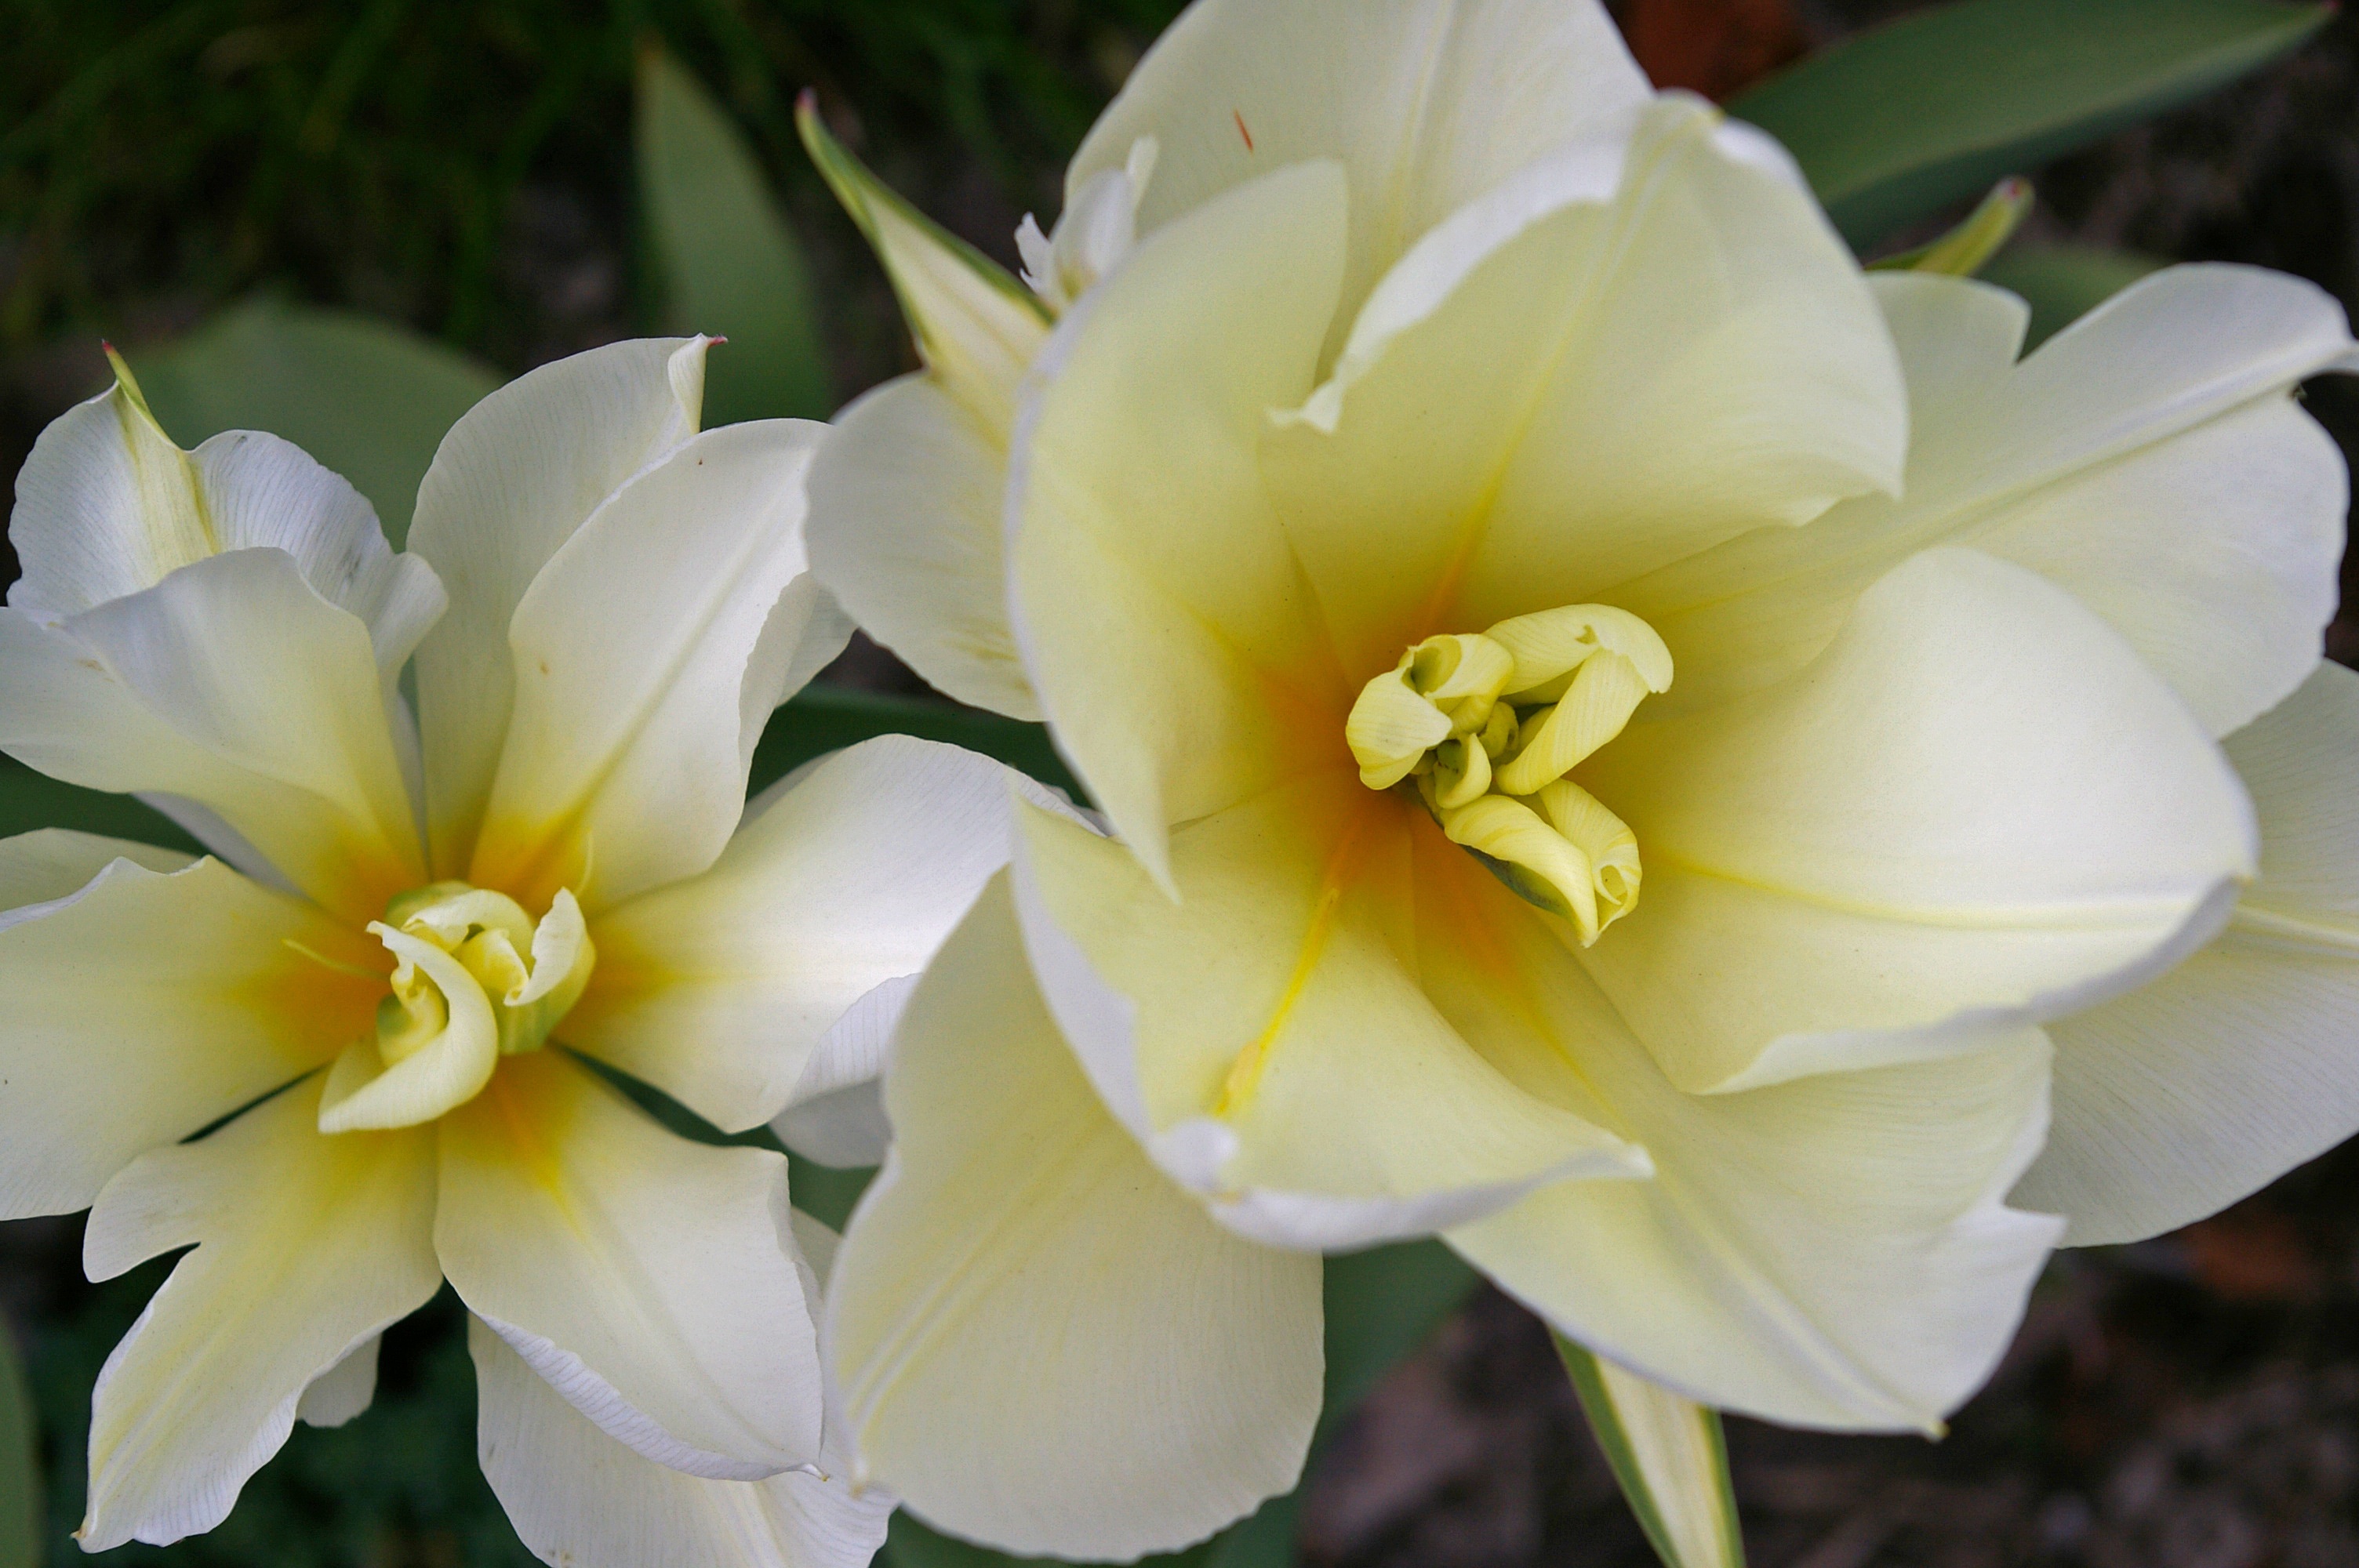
top-left (1343, 604), bottom-right (1673, 945)
top-left (314, 881), bottom-right (595, 1134)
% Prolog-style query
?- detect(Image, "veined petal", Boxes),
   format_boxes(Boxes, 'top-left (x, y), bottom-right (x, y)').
top-left (434, 1050), bottom-right (822, 1481)
top-left (805, 376), bottom-right (1041, 720)
top-left (0, 849), bottom-right (376, 1218)
top-left (1579, 549), bottom-right (2258, 1095)
top-left (2017, 662), bottom-right (2359, 1244)
top-left (1265, 96), bottom-right (1906, 677)
top-left (1012, 772), bottom-right (1646, 1251)
top-left (471, 419), bottom-right (845, 913)
top-left (828, 876), bottom-right (1322, 1559)
top-left (0, 549), bottom-right (426, 916)
top-left (78, 1077), bottom-right (440, 1550)
top-left (295, 1338), bottom-right (380, 1430)
top-left (1011, 161), bottom-right (1350, 882)
top-left (470, 1317), bottom-right (890, 1568)
top-left (9, 380), bottom-right (444, 677)
top-left (1070, 0), bottom-right (1649, 348)
top-left (410, 337), bottom-right (709, 877)
top-left (570, 735), bottom-right (1049, 1134)
top-left (0, 826), bottom-right (191, 915)
top-left (1630, 265), bottom-right (2357, 735)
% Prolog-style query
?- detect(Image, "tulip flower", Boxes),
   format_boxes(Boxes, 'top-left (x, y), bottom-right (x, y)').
top-left (0, 336), bottom-right (1029, 1566)
top-left (805, 0), bottom-right (2359, 1559)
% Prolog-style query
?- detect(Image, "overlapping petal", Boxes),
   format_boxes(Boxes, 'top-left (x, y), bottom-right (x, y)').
top-left (1628, 266), bottom-right (2357, 734)
top-left (1010, 160), bottom-right (1350, 880)
top-left (1013, 773), bottom-right (1647, 1250)
top-left (434, 1050), bottom-right (821, 1482)
top-left (829, 876), bottom-right (1323, 1559)
top-left (2016, 662), bottom-right (2359, 1244)
top-left (468, 417), bottom-right (847, 911)
top-left (1430, 837), bottom-right (2059, 1431)
top-left (569, 735), bottom-right (1045, 1134)
top-left (0, 549), bottom-right (427, 914)
top-left (410, 336), bottom-right (709, 876)
top-left (1577, 549), bottom-right (2257, 1094)
top-left (78, 1077), bottom-right (440, 1549)
top-left (0, 846), bottom-right (376, 1218)
top-left (1070, 0), bottom-right (1650, 347)
top-left (1263, 96), bottom-right (1906, 676)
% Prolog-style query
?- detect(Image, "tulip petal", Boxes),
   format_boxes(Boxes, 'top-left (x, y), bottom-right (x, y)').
top-left (2016, 662), bottom-right (2359, 1244)
top-left (1070, 0), bottom-right (1648, 344)
top-left (295, 1338), bottom-right (380, 1430)
top-left (1632, 265), bottom-right (2357, 736)
top-left (805, 376), bottom-right (1041, 720)
top-left (471, 419), bottom-right (848, 911)
top-left (470, 1317), bottom-right (891, 1568)
top-left (1579, 549), bottom-right (2258, 1094)
top-left (9, 383), bottom-right (444, 677)
top-left (0, 849), bottom-right (376, 1218)
top-left (434, 1050), bottom-right (822, 1481)
top-left (1012, 771), bottom-right (1647, 1250)
top-left (829, 875), bottom-right (1322, 1559)
top-left (570, 735), bottom-right (1045, 1134)
top-left (78, 1078), bottom-right (440, 1549)
top-left (1264, 96), bottom-right (1906, 677)
top-left (410, 337), bottom-right (709, 877)
top-left (1444, 898), bottom-right (2058, 1431)
top-left (1010, 161), bottom-right (1350, 880)
top-left (0, 548), bottom-right (427, 915)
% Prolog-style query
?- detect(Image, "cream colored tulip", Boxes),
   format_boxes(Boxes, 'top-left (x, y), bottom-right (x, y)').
top-left (801, 1), bottom-right (2350, 1559)
top-left (0, 340), bottom-right (1034, 1566)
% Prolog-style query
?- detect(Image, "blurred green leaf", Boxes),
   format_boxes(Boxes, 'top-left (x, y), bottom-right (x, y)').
top-left (751, 684), bottom-right (1081, 800)
top-left (1981, 242), bottom-right (2169, 350)
top-left (1732, 0), bottom-right (2332, 248)
top-left (0, 757), bottom-right (199, 852)
top-left (126, 299), bottom-right (503, 549)
top-left (636, 46), bottom-right (831, 425)
top-left (1557, 1337), bottom-right (1743, 1568)
top-left (0, 1321), bottom-right (38, 1568)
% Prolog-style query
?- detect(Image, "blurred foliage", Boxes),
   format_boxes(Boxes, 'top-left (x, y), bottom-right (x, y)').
top-left (0, 1322), bottom-right (37, 1568)
top-left (0, 0), bottom-right (1183, 369)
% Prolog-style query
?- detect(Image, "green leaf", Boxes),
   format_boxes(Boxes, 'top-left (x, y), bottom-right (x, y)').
top-left (1866, 176), bottom-right (2034, 276)
top-left (1732, 0), bottom-right (2332, 248)
top-left (1556, 1336), bottom-right (1745, 1568)
top-left (751, 684), bottom-right (1081, 800)
top-left (1981, 242), bottom-right (2169, 350)
top-left (125, 298), bottom-right (503, 549)
top-left (0, 757), bottom-right (200, 852)
top-left (636, 47), bottom-right (831, 426)
top-left (0, 1320), bottom-right (38, 1568)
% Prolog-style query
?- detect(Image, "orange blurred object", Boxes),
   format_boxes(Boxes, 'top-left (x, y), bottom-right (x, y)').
top-left (1615, 0), bottom-right (1813, 100)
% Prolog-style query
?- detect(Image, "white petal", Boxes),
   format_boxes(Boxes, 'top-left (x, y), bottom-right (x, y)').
top-left (0, 827), bottom-right (191, 918)
top-left (1012, 775), bottom-right (1646, 1251)
top-left (1264, 96), bottom-right (1906, 677)
top-left (1578, 549), bottom-right (2259, 1094)
top-left (1070, 0), bottom-right (1648, 346)
top-left (828, 875), bottom-right (1323, 1559)
top-left (470, 1319), bottom-right (890, 1568)
top-left (1010, 160), bottom-right (1350, 881)
top-left (78, 1078), bottom-right (440, 1549)
top-left (410, 336), bottom-right (709, 877)
top-left (0, 851), bottom-right (373, 1218)
top-left (296, 1338), bottom-right (380, 1429)
top-left (2017, 662), bottom-right (2359, 1243)
top-left (805, 376), bottom-right (1041, 720)
top-left (0, 549), bottom-right (426, 916)
top-left (470, 419), bottom-right (840, 912)
top-left (434, 1051), bottom-right (823, 1481)
top-left (570, 736), bottom-right (1046, 1134)
top-left (1632, 265), bottom-right (2357, 735)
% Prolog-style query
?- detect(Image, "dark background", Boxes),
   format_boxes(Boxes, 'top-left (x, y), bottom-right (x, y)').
top-left (3, 1), bottom-right (2358, 1564)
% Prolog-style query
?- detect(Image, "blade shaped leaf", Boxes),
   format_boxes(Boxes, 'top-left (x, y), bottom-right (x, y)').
top-left (1558, 1336), bottom-right (1744, 1568)
top-left (636, 48), bottom-right (830, 425)
top-left (126, 298), bottom-right (502, 549)
top-left (1732, 0), bottom-right (2332, 248)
